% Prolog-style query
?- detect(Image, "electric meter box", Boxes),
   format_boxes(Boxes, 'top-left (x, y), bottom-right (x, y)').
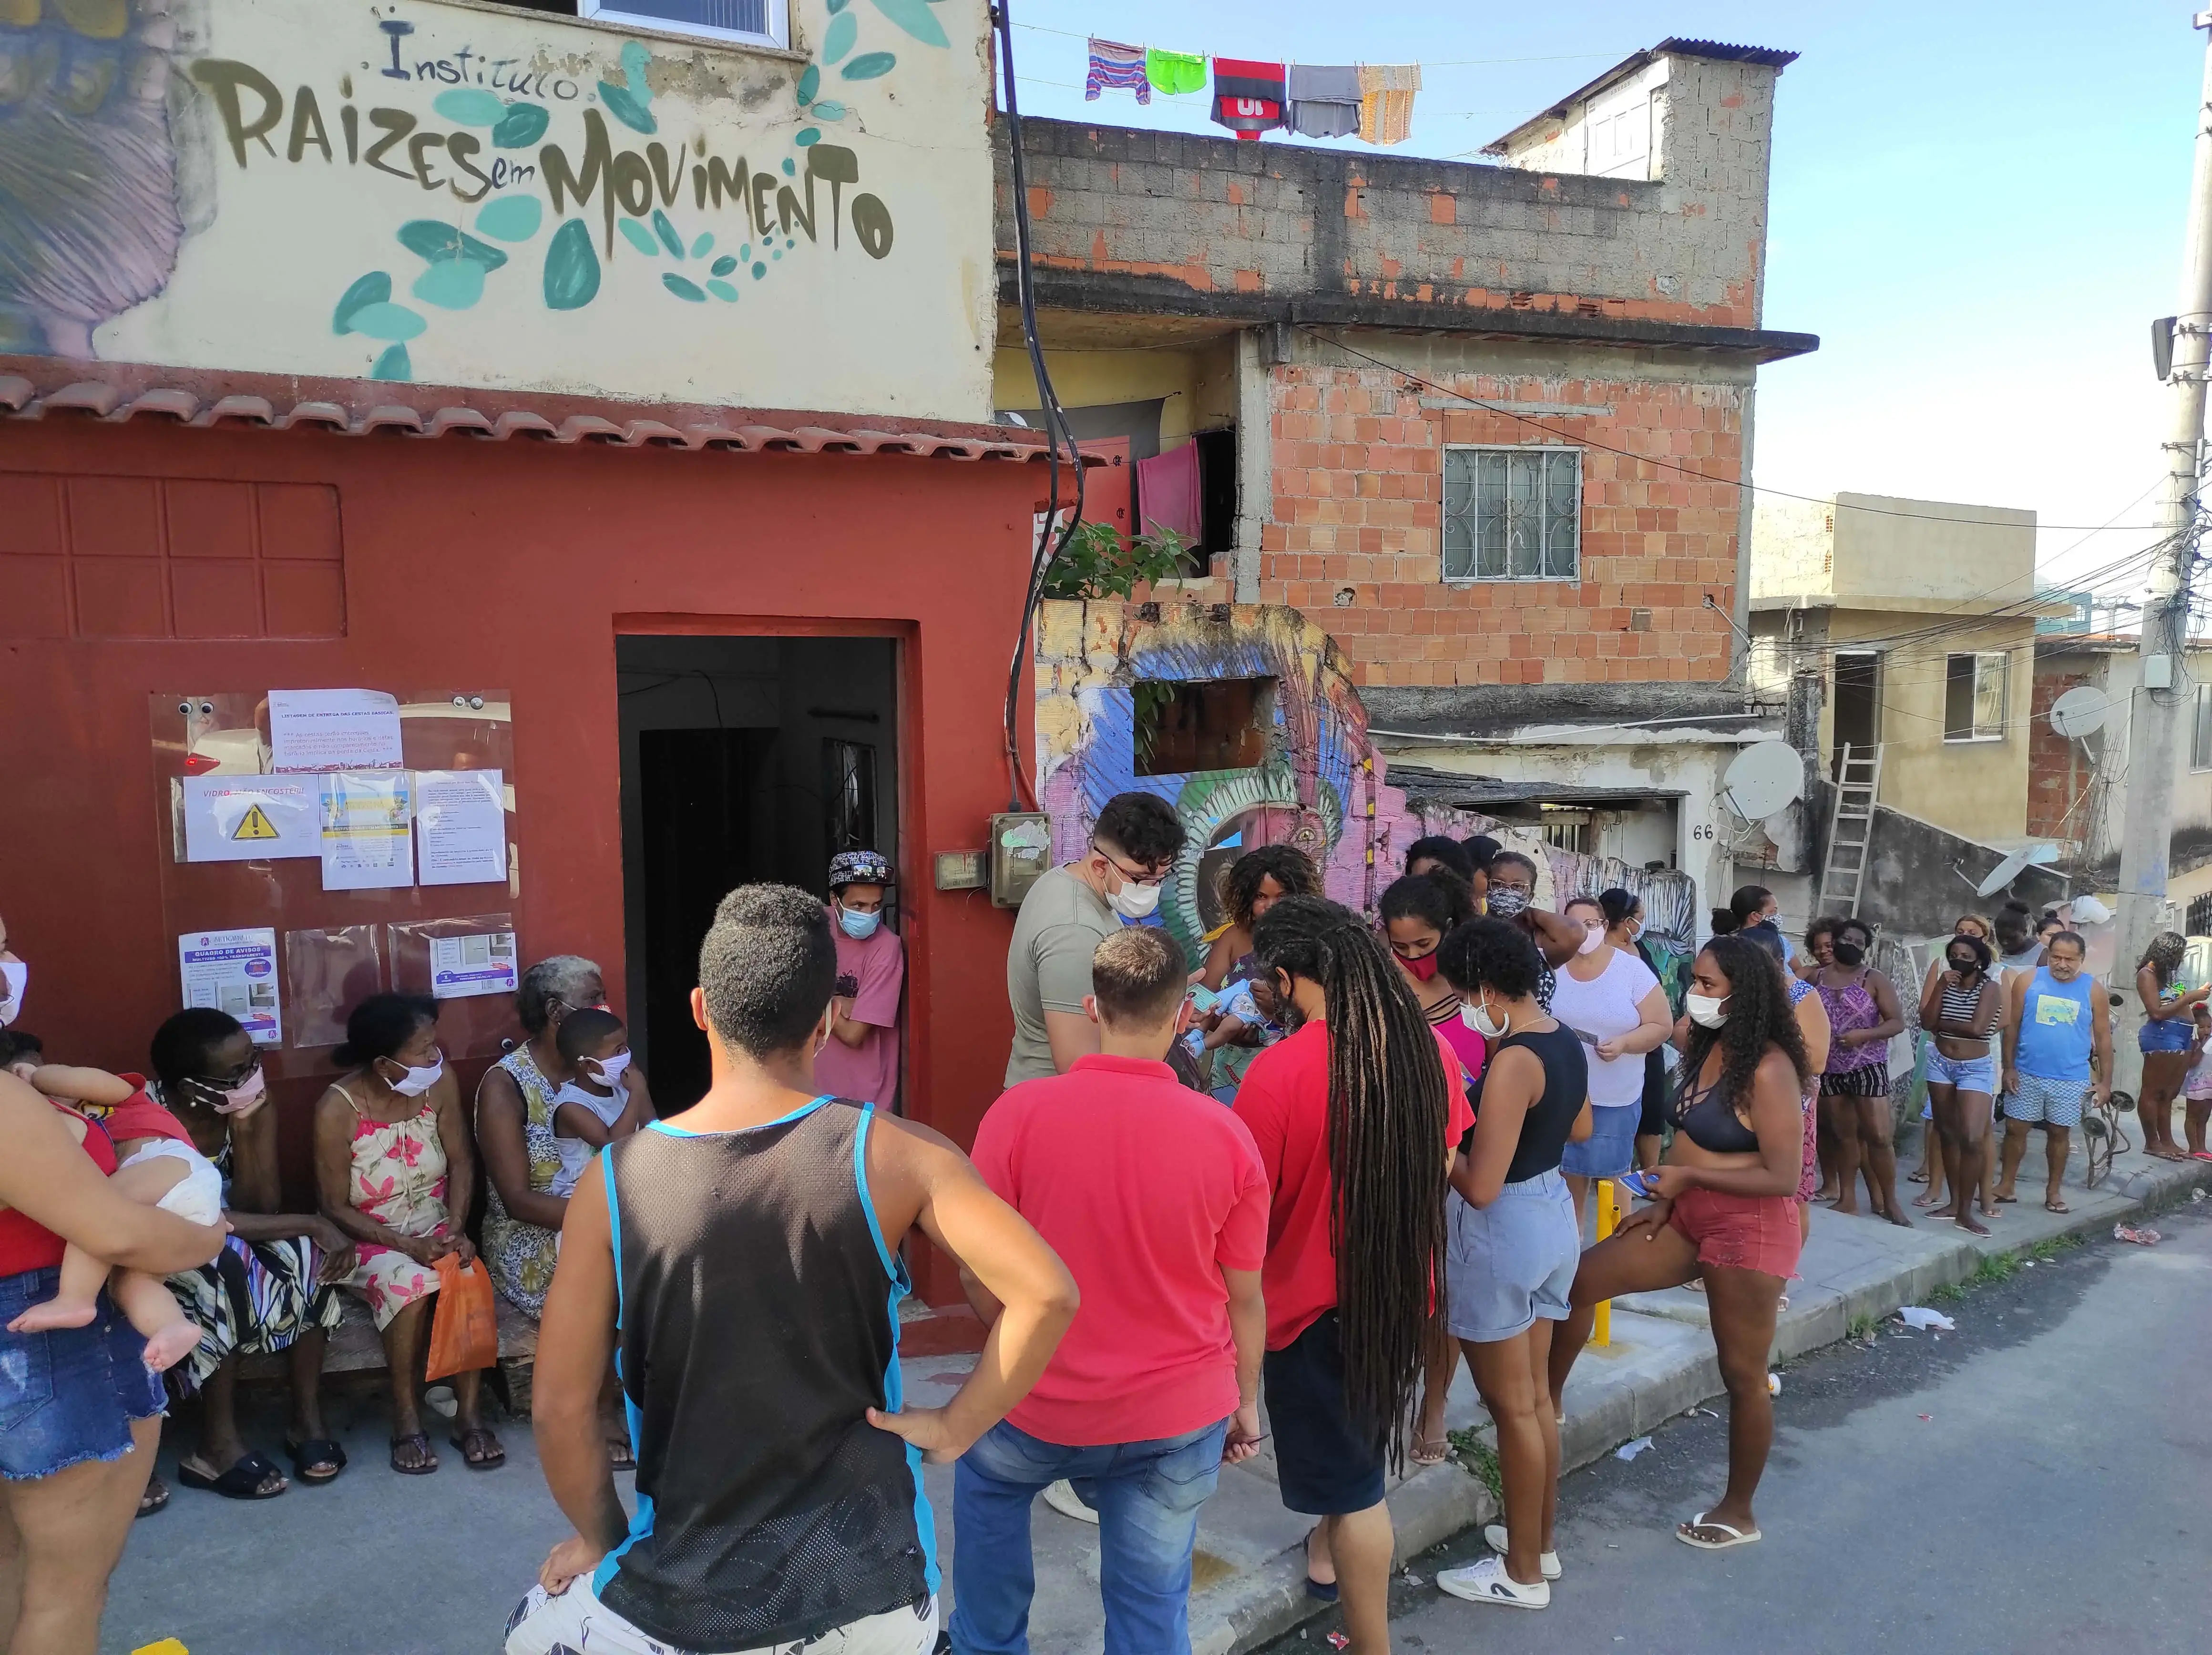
top-left (989, 812), bottom-right (1053, 909)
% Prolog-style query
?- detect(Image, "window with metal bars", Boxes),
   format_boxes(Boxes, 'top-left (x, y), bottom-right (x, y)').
top-left (1442, 447), bottom-right (1582, 582)
top-left (2189, 892), bottom-right (2212, 937)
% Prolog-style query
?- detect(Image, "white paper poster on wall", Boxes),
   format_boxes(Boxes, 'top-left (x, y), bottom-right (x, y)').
top-left (429, 932), bottom-right (519, 1000)
top-left (415, 770), bottom-right (510, 888)
top-left (319, 771), bottom-right (415, 891)
top-left (269, 689), bottom-right (405, 773)
top-left (178, 928), bottom-right (282, 1047)
top-left (181, 776), bottom-right (319, 863)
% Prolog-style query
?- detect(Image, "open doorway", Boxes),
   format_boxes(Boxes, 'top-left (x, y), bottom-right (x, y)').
top-left (1832, 651), bottom-right (1882, 778)
top-left (617, 633), bottom-right (899, 1111)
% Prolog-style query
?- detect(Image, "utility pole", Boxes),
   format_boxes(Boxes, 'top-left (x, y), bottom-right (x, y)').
top-left (2113, 10), bottom-right (2212, 1087)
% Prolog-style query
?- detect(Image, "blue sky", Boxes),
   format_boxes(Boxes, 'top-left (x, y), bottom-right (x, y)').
top-left (1000, 1), bottom-right (2201, 595)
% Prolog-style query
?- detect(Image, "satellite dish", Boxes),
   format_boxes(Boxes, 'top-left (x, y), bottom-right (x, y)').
top-left (1720, 741), bottom-right (1804, 822)
top-left (1976, 842), bottom-right (2060, 899)
top-left (2049, 685), bottom-right (2114, 741)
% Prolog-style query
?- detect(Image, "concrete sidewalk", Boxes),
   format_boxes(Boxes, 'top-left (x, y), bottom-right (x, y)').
top-left (906, 1137), bottom-right (2212, 1655)
top-left (102, 1140), bottom-right (2210, 1655)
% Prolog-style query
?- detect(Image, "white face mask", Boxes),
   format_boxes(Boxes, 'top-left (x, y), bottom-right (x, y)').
top-left (1107, 879), bottom-right (1162, 921)
top-left (1577, 926), bottom-right (1606, 956)
top-left (0, 960), bottom-right (24, 1027)
top-left (385, 1052), bottom-right (445, 1097)
top-left (1685, 993), bottom-right (1730, 1029)
top-left (582, 1050), bottom-right (632, 1086)
top-left (1462, 996), bottom-right (1509, 1040)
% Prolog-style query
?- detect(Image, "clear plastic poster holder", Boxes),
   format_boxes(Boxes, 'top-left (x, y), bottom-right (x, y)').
top-left (388, 913), bottom-right (520, 1061)
top-left (150, 689), bottom-right (519, 1080)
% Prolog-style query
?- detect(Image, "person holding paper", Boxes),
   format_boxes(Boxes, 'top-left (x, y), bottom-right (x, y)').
top-left (815, 851), bottom-right (905, 1112)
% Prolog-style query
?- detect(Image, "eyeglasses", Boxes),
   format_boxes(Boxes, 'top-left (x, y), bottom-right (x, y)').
top-left (1093, 844), bottom-right (1169, 888)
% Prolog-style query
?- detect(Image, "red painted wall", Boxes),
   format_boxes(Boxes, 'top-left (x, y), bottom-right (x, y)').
top-left (0, 419), bottom-right (1047, 1301)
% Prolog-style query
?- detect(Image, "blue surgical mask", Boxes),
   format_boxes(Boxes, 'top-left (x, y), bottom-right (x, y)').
top-left (839, 906), bottom-right (882, 940)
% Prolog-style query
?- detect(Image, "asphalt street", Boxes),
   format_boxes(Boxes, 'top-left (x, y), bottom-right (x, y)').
top-left (1270, 1203), bottom-right (2212, 1655)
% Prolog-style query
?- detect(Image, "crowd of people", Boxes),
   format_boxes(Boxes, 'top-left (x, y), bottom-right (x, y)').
top-left (0, 815), bottom-right (2187, 1654)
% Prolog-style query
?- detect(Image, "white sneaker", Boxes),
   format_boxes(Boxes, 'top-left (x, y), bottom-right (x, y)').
top-left (1482, 1523), bottom-right (1561, 1580)
top-left (1041, 1478), bottom-right (1099, 1525)
top-left (1437, 1555), bottom-right (1550, 1609)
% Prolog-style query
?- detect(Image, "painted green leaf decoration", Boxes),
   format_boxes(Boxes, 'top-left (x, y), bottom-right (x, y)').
top-left (599, 81), bottom-right (656, 134)
top-left (842, 51), bottom-right (896, 81)
top-left (822, 11), bottom-right (857, 64)
top-left (796, 128), bottom-right (820, 147)
top-left (475, 195), bottom-right (543, 242)
top-left (433, 89), bottom-right (507, 126)
top-left (711, 255), bottom-right (738, 276)
top-left (652, 210), bottom-right (685, 258)
top-left (811, 100), bottom-right (847, 120)
top-left (707, 279), bottom-right (739, 301)
top-left (869, 0), bottom-right (948, 48)
top-left (491, 102), bottom-right (550, 149)
top-left (345, 302), bottom-right (427, 342)
top-left (781, 158), bottom-right (796, 176)
top-left (662, 273), bottom-right (706, 302)
top-left (691, 232), bottom-right (715, 257)
top-left (622, 40), bottom-right (652, 93)
top-left (752, 262), bottom-right (766, 278)
top-left (617, 219), bottom-right (660, 255)
top-left (544, 218), bottom-right (602, 309)
top-left (371, 344), bottom-right (412, 381)
top-left (397, 221), bottom-right (509, 271)
top-left (412, 257), bottom-right (486, 310)
top-left (332, 271), bottom-right (390, 334)
top-left (797, 65), bottom-right (820, 103)
top-left (826, 0), bottom-right (848, 11)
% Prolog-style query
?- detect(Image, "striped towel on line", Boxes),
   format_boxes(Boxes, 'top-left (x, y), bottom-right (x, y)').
top-left (1086, 38), bottom-right (1151, 104)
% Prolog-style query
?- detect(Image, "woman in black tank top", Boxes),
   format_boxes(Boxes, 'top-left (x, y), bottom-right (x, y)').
top-left (1416, 920), bottom-right (1595, 1609)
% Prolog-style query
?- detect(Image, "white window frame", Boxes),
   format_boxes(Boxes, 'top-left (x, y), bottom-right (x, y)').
top-left (580, 0), bottom-right (789, 51)
top-left (1441, 444), bottom-right (1584, 584)
top-left (2193, 683), bottom-right (2212, 771)
top-left (1942, 650), bottom-right (2009, 744)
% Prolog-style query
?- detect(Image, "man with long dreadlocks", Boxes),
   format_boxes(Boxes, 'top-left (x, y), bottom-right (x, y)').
top-left (1232, 897), bottom-right (1473, 1655)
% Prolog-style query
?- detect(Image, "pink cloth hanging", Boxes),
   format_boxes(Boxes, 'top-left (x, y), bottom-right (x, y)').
top-left (1135, 442), bottom-right (1203, 544)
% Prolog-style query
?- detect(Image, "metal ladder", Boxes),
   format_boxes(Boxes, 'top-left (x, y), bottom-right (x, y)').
top-left (1815, 743), bottom-right (1884, 917)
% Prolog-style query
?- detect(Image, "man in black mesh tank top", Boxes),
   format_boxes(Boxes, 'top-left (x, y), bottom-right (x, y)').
top-left (505, 885), bottom-right (1077, 1655)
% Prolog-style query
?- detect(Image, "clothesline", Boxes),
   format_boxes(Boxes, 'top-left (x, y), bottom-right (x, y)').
top-left (1013, 71), bottom-right (1528, 122)
top-left (1075, 39), bottom-right (1424, 144)
top-left (1009, 19), bottom-right (1617, 72)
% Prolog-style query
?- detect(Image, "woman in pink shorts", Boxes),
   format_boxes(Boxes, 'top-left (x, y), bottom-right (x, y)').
top-left (1547, 935), bottom-right (1810, 1553)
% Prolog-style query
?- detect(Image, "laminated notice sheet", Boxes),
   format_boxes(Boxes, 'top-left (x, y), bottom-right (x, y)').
top-left (415, 769), bottom-right (509, 888)
top-left (428, 930), bottom-right (519, 1000)
top-left (319, 770), bottom-right (415, 891)
top-left (182, 775), bottom-right (319, 863)
top-left (268, 688), bottom-right (404, 773)
top-left (177, 927), bottom-right (282, 1046)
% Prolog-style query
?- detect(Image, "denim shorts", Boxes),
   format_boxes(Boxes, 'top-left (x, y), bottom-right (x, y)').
top-left (0, 1267), bottom-right (165, 1482)
top-left (1443, 1175), bottom-right (1580, 1343)
top-left (2140, 1016), bottom-right (2195, 1055)
top-left (1559, 1103), bottom-right (1638, 1178)
top-left (1925, 1048), bottom-right (1997, 1093)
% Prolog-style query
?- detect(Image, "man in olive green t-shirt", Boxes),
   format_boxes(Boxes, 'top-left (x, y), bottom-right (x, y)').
top-left (1004, 792), bottom-right (1186, 1085)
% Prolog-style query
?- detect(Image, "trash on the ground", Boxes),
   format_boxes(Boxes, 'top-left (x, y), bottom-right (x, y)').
top-left (2021, 1260), bottom-right (2034, 1267)
top-left (1400, 1569), bottom-right (1423, 1586)
top-left (1327, 1634), bottom-right (1350, 1650)
top-left (2114, 1224), bottom-right (2162, 1246)
top-left (2194, 1187), bottom-right (2207, 1204)
top-left (131, 1643), bottom-right (189, 1655)
top-left (1767, 1372), bottom-right (1782, 1396)
top-left (1918, 1413), bottom-right (1933, 1422)
top-left (1684, 1405), bottom-right (1717, 1419)
top-left (1616, 1436), bottom-right (1654, 1461)
top-left (423, 1383), bottom-right (459, 1419)
top-left (1897, 1306), bottom-right (1956, 1332)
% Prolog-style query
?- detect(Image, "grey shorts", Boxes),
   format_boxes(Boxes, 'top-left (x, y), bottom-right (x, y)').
top-left (1443, 1173), bottom-right (1581, 1344)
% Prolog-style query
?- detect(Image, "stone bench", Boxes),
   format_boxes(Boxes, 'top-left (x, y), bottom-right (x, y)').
top-left (239, 1294), bottom-right (541, 1415)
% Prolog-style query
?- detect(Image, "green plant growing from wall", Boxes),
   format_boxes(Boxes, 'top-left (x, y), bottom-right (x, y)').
top-left (1041, 521), bottom-right (1192, 602)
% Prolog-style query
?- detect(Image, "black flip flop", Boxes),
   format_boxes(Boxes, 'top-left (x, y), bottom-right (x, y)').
top-left (284, 1437), bottom-right (348, 1483)
top-left (176, 1451), bottom-right (287, 1500)
top-left (389, 1432), bottom-right (439, 1475)
top-left (451, 1427), bottom-right (506, 1470)
top-left (136, 1474), bottom-right (170, 1518)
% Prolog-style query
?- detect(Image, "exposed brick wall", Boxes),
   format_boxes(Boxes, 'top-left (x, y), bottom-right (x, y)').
top-left (1258, 361), bottom-right (1742, 687)
top-left (2028, 668), bottom-right (2092, 844)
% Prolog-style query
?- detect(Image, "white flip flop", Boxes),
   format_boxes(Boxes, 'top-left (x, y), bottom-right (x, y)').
top-left (1676, 1512), bottom-right (1762, 1550)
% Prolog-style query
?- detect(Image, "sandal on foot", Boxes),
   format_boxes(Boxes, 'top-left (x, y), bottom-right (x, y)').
top-left (1676, 1512), bottom-right (1761, 1551)
top-left (137, 1474), bottom-right (170, 1518)
top-left (389, 1432), bottom-right (439, 1475)
top-left (1410, 1436), bottom-right (1451, 1468)
top-left (176, 1451), bottom-right (287, 1500)
top-left (2044, 1198), bottom-right (2071, 1214)
top-left (284, 1437), bottom-right (347, 1484)
top-left (451, 1427), bottom-right (506, 1470)
top-left (606, 1435), bottom-right (635, 1472)
top-left (1304, 1527), bottom-right (1339, 1602)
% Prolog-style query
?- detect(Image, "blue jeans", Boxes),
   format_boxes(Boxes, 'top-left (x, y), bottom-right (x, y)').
top-left (950, 1417), bottom-right (1228, 1655)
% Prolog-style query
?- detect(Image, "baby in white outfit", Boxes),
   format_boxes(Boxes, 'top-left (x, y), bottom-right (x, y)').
top-left (549, 1008), bottom-right (639, 1197)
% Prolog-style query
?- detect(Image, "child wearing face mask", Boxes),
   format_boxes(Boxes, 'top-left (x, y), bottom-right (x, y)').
top-left (549, 1008), bottom-right (638, 1197)
top-left (3, 1051), bottom-right (217, 1370)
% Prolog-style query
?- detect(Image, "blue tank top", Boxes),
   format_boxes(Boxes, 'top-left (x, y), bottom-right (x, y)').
top-left (2014, 968), bottom-right (2096, 1082)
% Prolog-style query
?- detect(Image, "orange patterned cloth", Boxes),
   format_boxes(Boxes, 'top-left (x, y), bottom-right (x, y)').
top-left (332, 1084), bottom-right (451, 1329)
top-left (1357, 63), bottom-right (1422, 146)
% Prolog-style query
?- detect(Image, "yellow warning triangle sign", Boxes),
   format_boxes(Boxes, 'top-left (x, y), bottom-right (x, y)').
top-left (232, 804), bottom-right (282, 841)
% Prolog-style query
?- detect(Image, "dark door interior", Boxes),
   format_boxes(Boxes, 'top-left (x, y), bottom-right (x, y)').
top-left (1832, 652), bottom-right (1880, 778)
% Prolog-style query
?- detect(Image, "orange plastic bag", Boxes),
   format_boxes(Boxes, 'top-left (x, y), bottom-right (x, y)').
top-left (425, 1253), bottom-right (499, 1381)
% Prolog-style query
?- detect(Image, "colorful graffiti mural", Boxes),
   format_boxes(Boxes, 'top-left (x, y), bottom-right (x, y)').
top-left (1034, 598), bottom-right (1702, 991)
top-left (0, 0), bottom-right (993, 419)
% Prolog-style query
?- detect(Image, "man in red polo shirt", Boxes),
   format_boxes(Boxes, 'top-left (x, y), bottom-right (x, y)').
top-left (955, 926), bottom-right (1269, 1655)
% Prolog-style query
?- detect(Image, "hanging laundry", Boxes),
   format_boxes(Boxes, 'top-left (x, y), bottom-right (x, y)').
top-left (1085, 38), bottom-right (1151, 104)
top-left (1287, 64), bottom-right (1362, 140)
top-left (1356, 63), bottom-right (1421, 145)
top-left (1135, 441), bottom-right (1203, 545)
top-left (1212, 58), bottom-right (1287, 141)
top-left (1145, 46), bottom-right (1208, 97)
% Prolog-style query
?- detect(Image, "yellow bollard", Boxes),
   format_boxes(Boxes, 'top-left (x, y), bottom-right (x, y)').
top-left (1593, 1179), bottom-right (1617, 1348)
